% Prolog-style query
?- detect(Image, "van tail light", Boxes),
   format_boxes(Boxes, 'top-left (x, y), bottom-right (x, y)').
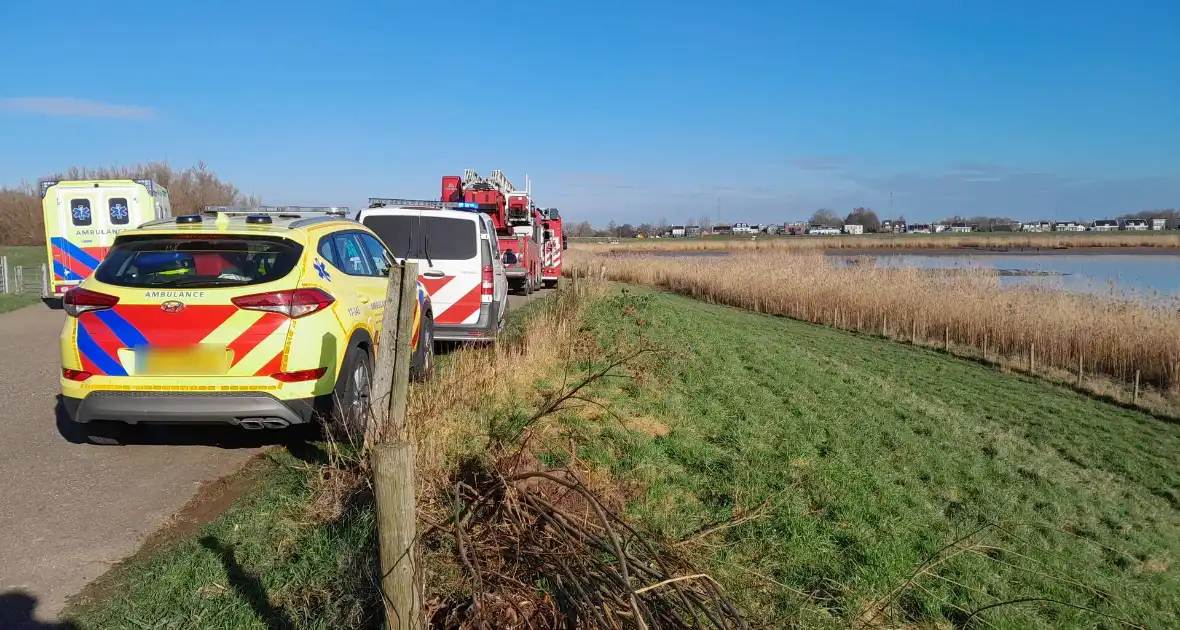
top-left (271, 366), bottom-right (328, 382)
top-left (481, 265), bottom-right (494, 296)
top-left (232, 288), bottom-right (335, 319)
top-left (63, 288), bottom-right (119, 317)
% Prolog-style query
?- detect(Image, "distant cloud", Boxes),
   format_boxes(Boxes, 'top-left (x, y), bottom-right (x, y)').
top-left (0, 97), bottom-right (157, 119)
top-left (784, 155), bottom-right (853, 172)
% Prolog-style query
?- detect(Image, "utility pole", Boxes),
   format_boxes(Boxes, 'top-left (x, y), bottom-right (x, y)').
top-left (890, 192), bottom-right (894, 218)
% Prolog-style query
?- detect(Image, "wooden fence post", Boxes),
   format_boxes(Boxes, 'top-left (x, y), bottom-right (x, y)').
top-left (882, 314), bottom-right (888, 338)
top-left (1134, 370), bottom-right (1141, 404)
top-left (1029, 343), bottom-right (1036, 373)
top-left (944, 326), bottom-right (950, 352)
top-left (373, 442), bottom-right (422, 630)
top-left (1077, 352), bottom-right (1084, 387)
top-left (983, 333), bottom-right (988, 361)
top-left (369, 262), bottom-right (419, 447)
top-left (911, 320), bottom-right (917, 344)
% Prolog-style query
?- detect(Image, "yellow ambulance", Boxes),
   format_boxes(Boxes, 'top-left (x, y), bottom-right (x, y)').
top-left (41, 179), bottom-right (172, 296)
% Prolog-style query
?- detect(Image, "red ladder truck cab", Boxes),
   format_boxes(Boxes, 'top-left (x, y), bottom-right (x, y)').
top-left (539, 207), bottom-right (564, 287)
top-left (441, 171), bottom-right (544, 296)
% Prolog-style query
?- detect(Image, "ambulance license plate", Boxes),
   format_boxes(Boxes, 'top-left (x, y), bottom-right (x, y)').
top-left (136, 345), bottom-right (228, 376)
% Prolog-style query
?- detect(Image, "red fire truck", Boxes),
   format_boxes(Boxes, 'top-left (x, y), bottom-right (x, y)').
top-left (441, 169), bottom-right (543, 295)
top-left (538, 207), bottom-right (564, 287)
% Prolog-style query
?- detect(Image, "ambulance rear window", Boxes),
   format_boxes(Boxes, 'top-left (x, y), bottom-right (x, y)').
top-left (94, 235), bottom-right (303, 288)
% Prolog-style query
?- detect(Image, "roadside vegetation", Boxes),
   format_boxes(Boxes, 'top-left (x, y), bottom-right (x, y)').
top-left (567, 249), bottom-right (1180, 415)
top-left (0, 161), bottom-right (258, 246)
top-left (61, 278), bottom-right (1180, 629)
top-left (0, 245), bottom-right (48, 313)
top-left (577, 231), bottom-right (1180, 254)
top-left (565, 287), bottom-right (1179, 628)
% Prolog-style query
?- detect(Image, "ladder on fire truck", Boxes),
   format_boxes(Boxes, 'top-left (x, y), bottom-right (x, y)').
top-left (462, 169), bottom-right (531, 199)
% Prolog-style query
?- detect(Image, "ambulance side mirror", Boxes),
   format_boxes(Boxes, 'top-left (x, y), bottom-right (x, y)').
top-left (543, 230), bottom-right (553, 241)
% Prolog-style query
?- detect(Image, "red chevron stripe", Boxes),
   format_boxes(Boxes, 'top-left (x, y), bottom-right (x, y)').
top-left (115, 305), bottom-right (238, 346)
top-left (435, 283), bottom-right (482, 324)
top-left (227, 313), bottom-right (288, 367)
top-left (418, 274), bottom-right (453, 296)
top-left (255, 351), bottom-right (284, 377)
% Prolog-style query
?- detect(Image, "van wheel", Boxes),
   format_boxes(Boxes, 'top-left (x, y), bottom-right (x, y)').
top-left (411, 316), bottom-right (435, 382)
top-left (331, 345), bottom-right (373, 443)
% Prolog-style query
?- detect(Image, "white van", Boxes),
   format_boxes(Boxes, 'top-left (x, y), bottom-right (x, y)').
top-left (358, 199), bottom-right (509, 342)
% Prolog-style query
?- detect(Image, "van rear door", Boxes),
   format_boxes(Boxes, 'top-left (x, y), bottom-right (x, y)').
top-left (361, 212), bottom-right (483, 327)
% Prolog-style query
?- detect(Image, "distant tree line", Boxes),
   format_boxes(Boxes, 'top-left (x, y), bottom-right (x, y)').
top-left (0, 161), bottom-right (259, 245)
top-left (568, 206), bottom-right (1180, 237)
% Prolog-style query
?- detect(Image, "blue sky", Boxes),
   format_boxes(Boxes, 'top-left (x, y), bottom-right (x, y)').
top-left (1, 0), bottom-right (1177, 225)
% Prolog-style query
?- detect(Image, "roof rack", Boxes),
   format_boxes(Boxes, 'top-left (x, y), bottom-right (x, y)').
top-left (367, 198), bottom-right (479, 211)
top-left (201, 205), bottom-right (349, 216)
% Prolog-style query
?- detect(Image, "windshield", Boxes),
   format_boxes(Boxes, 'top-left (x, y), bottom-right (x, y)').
top-left (362, 214), bottom-right (477, 261)
top-left (94, 235), bottom-right (303, 288)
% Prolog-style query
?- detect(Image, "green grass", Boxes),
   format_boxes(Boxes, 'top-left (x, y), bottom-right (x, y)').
top-left (566, 288), bottom-right (1180, 629)
top-left (67, 447), bottom-right (383, 629)
top-left (0, 245), bottom-right (47, 312)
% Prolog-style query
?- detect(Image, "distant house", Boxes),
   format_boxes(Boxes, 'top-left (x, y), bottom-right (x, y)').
top-left (1092, 219), bottom-right (1120, 232)
top-left (1151, 218), bottom-right (1168, 231)
top-left (1023, 221), bottom-right (1053, 232)
top-left (949, 223), bottom-right (973, 233)
top-left (1125, 219), bottom-right (1149, 231)
top-left (843, 224), bottom-right (864, 235)
top-left (1054, 221), bottom-right (1085, 232)
top-left (685, 225), bottom-right (702, 237)
top-left (713, 223), bottom-right (733, 235)
top-left (992, 222), bottom-right (1022, 232)
top-left (932, 223), bottom-right (948, 233)
top-left (669, 225), bottom-right (686, 237)
top-left (808, 225), bottom-right (841, 236)
top-left (907, 223), bottom-right (932, 234)
top-left (732, 222), bottom-right (754, 235)
top-left (784, 222), bottom-right (808, 235)
top-left (879, 219), bottom-right (906, 234)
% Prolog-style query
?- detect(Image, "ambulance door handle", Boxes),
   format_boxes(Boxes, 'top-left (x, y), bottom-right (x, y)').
top-left (422, 270), bottom-right (445, 279)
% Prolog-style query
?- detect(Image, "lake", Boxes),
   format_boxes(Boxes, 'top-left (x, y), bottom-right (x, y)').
top-left (830, 252), bottom-right (1180, 300)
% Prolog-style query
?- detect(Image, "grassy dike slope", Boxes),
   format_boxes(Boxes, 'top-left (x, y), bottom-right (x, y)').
top-left (573, 288), bottom-right (1180, 629)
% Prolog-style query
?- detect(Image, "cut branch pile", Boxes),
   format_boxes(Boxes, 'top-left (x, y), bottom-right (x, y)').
top-left (426, 460), bottom-right (749, 630)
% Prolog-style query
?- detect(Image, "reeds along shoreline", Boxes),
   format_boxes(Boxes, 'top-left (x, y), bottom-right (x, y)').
top-left (575, 232), bottom-right (1180, 254)
top-left (565, 250), bottom-right (1180, 400)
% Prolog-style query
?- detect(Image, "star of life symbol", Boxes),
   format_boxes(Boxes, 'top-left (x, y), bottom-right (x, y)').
top-left (110, 203), bottom-right (129, 220)
top-left (72, 204), bottom-right (91, 221)
top-left (314, 259), bottom-right (331, 281)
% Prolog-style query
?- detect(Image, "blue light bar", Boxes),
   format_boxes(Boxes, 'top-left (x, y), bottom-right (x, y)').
top-left (367, 198), bottom-right (482, 212)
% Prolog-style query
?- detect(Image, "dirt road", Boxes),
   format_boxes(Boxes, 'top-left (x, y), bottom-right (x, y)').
top-left (0, 288), bottom-right (552, 627)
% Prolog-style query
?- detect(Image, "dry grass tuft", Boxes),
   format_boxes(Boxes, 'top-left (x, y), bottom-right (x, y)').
top-left (565, 249), bottom-right (1180, 413)
top-left (0, 161), bottom-right (259, 245)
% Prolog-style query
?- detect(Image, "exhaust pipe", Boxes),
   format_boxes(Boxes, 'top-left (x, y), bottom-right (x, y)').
top-left (261, 418), bottom-right (290, 429)
top-left (239, 419), bottom-right (264, 430)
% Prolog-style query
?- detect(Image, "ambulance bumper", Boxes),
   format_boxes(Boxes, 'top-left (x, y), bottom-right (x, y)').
top-left (62, 391), bottom-right (317, 427)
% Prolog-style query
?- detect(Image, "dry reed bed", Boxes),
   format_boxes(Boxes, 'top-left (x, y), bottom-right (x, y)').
top-left (566, 250), bottom-right (1180, 402)
top-left (575, 231), bottom-right (1180, 254)
top-left (405, 279), bottom-right (605, 488)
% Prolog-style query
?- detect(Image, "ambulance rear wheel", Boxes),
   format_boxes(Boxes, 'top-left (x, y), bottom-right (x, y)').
top-left (331, 345), bottom-right (373, 443)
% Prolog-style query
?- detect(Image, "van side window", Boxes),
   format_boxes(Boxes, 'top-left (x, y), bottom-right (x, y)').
top-left (70, 199), bottom-right (93, 226)
top-left (317, 237), bottom-right (338, 267)
top-left (109, 198), bottom-right (130, 225)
